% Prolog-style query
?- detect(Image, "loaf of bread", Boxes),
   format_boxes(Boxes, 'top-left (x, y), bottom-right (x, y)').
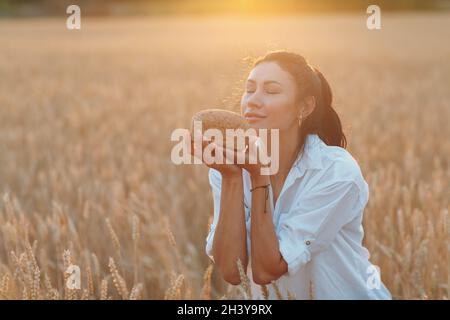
top-left (191, 109), bottom-right (250, 135)
top-left (191, 109), bottom-right (251, 150)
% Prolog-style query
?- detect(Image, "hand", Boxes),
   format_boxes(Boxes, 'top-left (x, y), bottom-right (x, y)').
top-left (186, 131), bottom-right (242, 179)
top-left (207, 135), bottom-right (268, 179)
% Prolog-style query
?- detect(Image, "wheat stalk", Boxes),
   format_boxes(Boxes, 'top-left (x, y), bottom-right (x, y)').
top-left (108, 257), bottom-right (129, 299)
top-left (260, 284), bottom-right (269, 300)
top-left (200, 263), bottom-right (214, 300)
top-left (164, 274), bottom-right (184, 300)
top-left (105, 218), bottom-right (121, 259)
top-left (100, 278), bottom-right (108, 300)
top-left (236, 258), bottom-right (252, 299)
top-left (132, 214), bottom-right (140, 286)
top-left (271, 282), bottom-right (284, 300)
top-left (129, 283), bottom-right (143, 300)
top-left (0, 274), bottom-right (10, 299)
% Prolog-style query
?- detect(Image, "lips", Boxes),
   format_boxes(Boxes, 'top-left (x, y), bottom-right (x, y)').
top-left (244, 112), bottom-right (266, 121)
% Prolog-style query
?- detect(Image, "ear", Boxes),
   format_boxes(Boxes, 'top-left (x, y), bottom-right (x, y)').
top-left (299, 96), bottom-right (316, 118)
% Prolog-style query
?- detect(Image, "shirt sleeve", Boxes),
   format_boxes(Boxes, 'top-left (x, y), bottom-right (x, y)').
top-left (278, 179), bottom-right (368, 276)
top-left (205, 168), bottom-right (222, 263)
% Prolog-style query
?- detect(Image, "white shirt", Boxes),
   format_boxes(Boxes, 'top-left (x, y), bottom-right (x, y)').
top-left (205, 133), bottom-right (392, 300)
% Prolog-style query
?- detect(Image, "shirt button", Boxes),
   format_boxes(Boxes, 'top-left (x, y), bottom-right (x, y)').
top-left (305, 240), bottom-right (311, 246)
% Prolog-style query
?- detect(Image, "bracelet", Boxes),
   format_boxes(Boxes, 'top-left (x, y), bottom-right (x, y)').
top-left (250, 184), bottom-right (270, 213)
top-left (250, 183), bottom-right (270, 192)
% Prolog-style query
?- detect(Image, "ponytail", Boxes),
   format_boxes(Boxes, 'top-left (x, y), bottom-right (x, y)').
top-left (314, 68), bottom-right (347, 148)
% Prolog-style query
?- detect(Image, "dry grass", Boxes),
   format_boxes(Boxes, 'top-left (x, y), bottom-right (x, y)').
top-left (0, 13), bottom-right (449, 299)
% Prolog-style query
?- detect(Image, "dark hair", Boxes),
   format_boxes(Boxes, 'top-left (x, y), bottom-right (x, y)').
top-left (251, 50), bottom-right (347, 149)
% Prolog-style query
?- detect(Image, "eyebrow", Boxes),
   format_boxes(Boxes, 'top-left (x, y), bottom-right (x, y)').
top-left (246, 79), bottom-right (282, 86)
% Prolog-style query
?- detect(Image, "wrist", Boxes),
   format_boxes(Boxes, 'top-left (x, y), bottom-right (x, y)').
top-left (222, 171), bottom-right (242, 182)
top-left (250, 174), bottom-right (270, 188)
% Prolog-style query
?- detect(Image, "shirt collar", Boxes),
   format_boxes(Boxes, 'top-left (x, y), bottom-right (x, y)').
top-left (293, 133), bottom-right (324, 173)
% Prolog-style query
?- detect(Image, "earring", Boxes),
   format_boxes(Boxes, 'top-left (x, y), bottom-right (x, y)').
top-left (298, 113), bottom-right (303, 126)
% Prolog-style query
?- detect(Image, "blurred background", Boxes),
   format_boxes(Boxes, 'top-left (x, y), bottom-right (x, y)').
top-left (1, 0), bottom-right (450, 16)
top-left (0, 0), bottom-right (450, 16)
top-left (0, 0), bottom-right (449, 300)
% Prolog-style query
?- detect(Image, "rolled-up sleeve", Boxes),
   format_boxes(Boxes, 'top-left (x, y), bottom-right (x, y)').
top-left (278, 179), bottom-right (366, 276)
top-left (205, 168), bottom-right (222, 263)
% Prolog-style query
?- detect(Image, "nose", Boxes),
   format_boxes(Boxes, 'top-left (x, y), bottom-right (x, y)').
top-left (246, 92), bottom-right (263, 110)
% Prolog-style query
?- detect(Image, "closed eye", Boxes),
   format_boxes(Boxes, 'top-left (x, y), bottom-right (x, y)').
top-left (246, 89), bottom-right (279, 94)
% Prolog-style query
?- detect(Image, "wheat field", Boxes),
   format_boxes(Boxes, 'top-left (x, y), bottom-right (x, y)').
top-left (0, 13), bottom-right (449, 300)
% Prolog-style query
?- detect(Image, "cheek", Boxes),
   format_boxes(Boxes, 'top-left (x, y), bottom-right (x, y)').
top-left (265, 96), bottom-right (296, 127)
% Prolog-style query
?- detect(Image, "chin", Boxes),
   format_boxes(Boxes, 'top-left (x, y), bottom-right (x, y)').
top-left (248, 124), bottom-right (265, 133)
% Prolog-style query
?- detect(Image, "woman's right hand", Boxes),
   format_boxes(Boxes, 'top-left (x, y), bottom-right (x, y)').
top-left (187, 131), bottom-right (242, 179)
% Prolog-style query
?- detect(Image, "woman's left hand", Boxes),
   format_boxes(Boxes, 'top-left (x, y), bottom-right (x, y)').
top-left (210, 135), bottom-right (267, 178)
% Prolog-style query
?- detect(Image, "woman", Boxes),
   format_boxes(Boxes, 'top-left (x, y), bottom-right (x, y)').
top-left (190, 50), bottom-right (391, 299)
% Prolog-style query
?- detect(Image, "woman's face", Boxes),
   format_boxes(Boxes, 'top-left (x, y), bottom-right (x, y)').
top-left (240, 61), bottom-right (300, 131)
